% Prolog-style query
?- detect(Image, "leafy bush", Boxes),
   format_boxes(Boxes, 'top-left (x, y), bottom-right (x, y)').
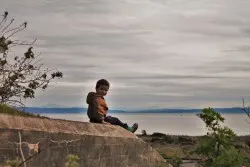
top-left (194, 107), bottom-right (244, 167)
top-left (65, 154), bottom-right (80, 167)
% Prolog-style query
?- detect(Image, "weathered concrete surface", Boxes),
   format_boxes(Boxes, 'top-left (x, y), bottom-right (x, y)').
top-left (0, 114), bottom-right (164, 167)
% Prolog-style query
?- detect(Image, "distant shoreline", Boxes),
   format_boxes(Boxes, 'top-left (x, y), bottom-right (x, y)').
top-left (21, 107), bottom-right (245, 114)
top-left (44, 112), bottom-right (246, 116)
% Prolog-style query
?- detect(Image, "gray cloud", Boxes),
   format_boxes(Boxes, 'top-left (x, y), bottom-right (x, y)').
top-left (1, 0), bottom-right (250, 109)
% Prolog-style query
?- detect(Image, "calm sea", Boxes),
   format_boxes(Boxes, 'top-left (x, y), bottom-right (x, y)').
top-left (46, 113), bottom-right (250, 136)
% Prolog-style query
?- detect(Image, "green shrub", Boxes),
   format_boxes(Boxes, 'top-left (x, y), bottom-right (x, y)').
top-left (65, 154), bottom-right (80, 167)
top-left (194, 107), bottom-right (244, 167)
top-left (3, 158), bottom-right (21, 167)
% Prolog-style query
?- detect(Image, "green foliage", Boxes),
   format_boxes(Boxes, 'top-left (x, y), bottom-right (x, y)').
top-left (194, 107), bottom-right (244, 167)
top-left (65, 154), bottom-right (80, 167)
top-left (198, 107), bottom-right (225, 130)
top-left (3, 158), bottom-right (21, 167)
top-left (212, 148), bottom-right (244, 167)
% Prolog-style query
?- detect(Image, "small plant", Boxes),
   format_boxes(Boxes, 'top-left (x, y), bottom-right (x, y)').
top-left (3, 158), bottom-right (21, 167)
top-left (159, 153), bottom-right (182, 167)
top-left (65, 154), bottom-right (80, 167)
top-left (141, 129), bottom-right (147, 136)
top-left (167, 154), bottom-right (183, 167)
top-left (194, 107), bottom-right (244, 167)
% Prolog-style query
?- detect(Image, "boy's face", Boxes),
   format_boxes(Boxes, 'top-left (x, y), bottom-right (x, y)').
top-left (96, 85), bottom-right (109, 97)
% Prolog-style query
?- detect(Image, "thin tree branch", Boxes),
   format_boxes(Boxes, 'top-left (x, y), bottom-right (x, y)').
top-left (10, 38), bottom-right (37, 48)
top-left (18, 142), bottom-right (52, 167)
top-left (3, 22), bottom-right (25, 37)
top-left (1, 18), bottom-right (14, 34)
top-left (0, 14), bottom-right (7, 29)
top-left (18, 131), bottom-right (27, 167)
top-left (241, 98), bottom-right (250, 119)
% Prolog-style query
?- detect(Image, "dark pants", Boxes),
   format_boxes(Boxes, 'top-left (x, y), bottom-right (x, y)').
top-left (90, 116), bottom-right (128, 129)
top-left (105, 116), bottom-right (128, 129)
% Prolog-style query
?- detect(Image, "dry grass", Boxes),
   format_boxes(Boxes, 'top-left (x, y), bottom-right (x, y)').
top-left (0, 104), bottom-right (48, 119)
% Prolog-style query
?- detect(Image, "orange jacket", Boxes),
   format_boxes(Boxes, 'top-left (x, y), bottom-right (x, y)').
top-left (86, 92), bottom-right (108, 122)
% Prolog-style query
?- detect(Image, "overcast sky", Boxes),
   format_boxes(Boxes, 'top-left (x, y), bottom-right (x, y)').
top-left (1, 0), bottom-right (250, 110)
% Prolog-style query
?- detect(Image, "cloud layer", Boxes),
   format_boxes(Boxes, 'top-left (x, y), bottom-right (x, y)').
top-left (1, 0), bottom-right (250, 109)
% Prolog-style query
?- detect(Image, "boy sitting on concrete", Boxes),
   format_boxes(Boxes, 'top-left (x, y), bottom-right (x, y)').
top-left (86, 79), bottom-right (138, 133)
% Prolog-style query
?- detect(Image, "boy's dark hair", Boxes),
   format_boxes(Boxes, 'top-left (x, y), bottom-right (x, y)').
top-left (96, 79), bottom-right (110, 89)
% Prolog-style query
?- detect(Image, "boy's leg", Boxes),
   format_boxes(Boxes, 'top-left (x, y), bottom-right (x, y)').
top-left (89, 118), bottom-right (102, 123)
top-left (104, 116), bottom-right (128, 129)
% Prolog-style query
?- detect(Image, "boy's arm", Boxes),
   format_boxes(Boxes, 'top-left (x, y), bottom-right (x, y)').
top-left (93, 97), bottom-right (106, 123)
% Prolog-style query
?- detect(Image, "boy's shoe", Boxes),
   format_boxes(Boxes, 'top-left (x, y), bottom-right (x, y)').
top-left (127, 123), bottom-right (138, 133)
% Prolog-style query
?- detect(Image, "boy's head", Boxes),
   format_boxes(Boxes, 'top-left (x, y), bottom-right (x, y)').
top-left (95, 79), bottom-right (110, 97)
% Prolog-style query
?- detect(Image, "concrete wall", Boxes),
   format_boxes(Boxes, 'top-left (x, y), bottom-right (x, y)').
top-left (0, 114), bottom-right (164, 167)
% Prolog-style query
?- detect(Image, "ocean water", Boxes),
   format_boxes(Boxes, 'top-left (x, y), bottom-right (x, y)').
top-left (46, 113), bottom-right (250, 136)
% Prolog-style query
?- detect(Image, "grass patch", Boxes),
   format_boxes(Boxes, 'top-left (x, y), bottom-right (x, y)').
top-left (0, 104), bottom-right (48, 119)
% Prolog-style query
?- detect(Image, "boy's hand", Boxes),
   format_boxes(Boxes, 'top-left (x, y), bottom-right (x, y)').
top-left (102, 121), bottom-right (111, 125)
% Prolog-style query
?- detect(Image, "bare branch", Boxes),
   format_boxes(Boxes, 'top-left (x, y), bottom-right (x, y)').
top-left (6, 25), bottom-right (26, 39)
top-left (3, 21), bottom-right (26, 37)
top-left (10, 38), bottom-right (37, 48)
top-left (241, 98), bottom-right (250, 121)
top-left (17, 139), bottom-right (51, 167)
top-left (0, 11), bottom-right (8, 28)
top-left (6, 99), bottom-right (25, 108)
top-left (1, 18), bottom-right (14, 34)
top-left (18, 131), bottom-right (27, 167)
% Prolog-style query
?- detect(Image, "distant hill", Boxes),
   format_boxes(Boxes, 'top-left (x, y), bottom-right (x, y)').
top-left (130, 108), bottom-right (243, 114)
top-left (22, 107), bottom-right (126, 114)
top-left (22, 107), bottom-right (244, 114)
